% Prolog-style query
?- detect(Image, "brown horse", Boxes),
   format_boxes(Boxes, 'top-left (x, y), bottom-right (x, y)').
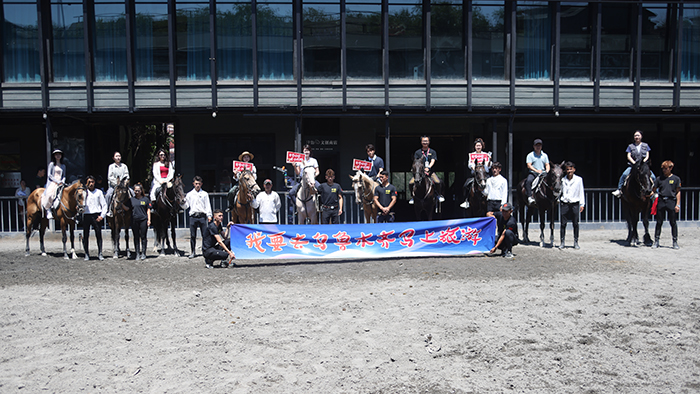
top-left (350, 170), bottom-right (378, 223)
top-left (25, 180), bottom-right (86, 258)
top-left (231, 169), bottom-right (260, 224)
top-left (107, 179), bottom-right (132, 259)
top-left (516, 163), bottom-right (564, 247)
top-left (621, 160), bottom-right (654, 246)
top-left (411, 158), bottom-right (436, 221)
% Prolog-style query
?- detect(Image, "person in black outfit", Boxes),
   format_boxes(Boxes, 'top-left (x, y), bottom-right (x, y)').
top-left (652, 160), bottom-right (681, 249)
top-left (373, 170), bottom-right (397, 223)
top-left (202, 209), bottom-right (236, 268)
top-left (122, 183), bottom-right (151, 260)
top-left (409, 135), bottom-right (444, 204)
top-left (487, 202), bottom-right (518, 259)
top-left (318, 169), bottom-right (344, 224)
top-left (34, 167), bottom-right (46, 191)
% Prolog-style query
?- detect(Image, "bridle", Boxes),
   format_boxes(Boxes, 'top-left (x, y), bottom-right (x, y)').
top-left (297, 166), bottom-right (316, 204)
top-left (59, 183), bottom-right (85, 222)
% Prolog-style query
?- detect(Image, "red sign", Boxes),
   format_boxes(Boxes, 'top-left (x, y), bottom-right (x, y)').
top-left (286, 151), bottom-right (305, 164)
top-left (469, 152), bottom-right (491, 164)
top-left (233, 161), bottom-right (254, 172)
top-left (353, 159), bottom-right (372, 171)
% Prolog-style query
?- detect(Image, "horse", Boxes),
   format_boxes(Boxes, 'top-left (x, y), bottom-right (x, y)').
top-left (621, 160), bottom-right (654, 246)
top-left (107, 179), bottom-right (132, 259)
top-left (296, 166), bottom-right (318, 224)
top-left (230, 169), bottom-right (260, 224)
top-left (24, 180), bottom-right (86, 259)
top-left (350, 170), bottom-right (379, 223)
top-left (152, 175), bottom-right (187, 256)
top-left (466, 163), bottom-right (488, 217)
top-left (516, 163), bottom-right (564, 247)
top-left (411, 158), bottom-right (436, 221)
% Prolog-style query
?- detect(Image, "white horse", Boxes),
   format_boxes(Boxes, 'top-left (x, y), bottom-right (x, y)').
top-left (350, 170), bottom-right (379, 223)
top-left (296, 166), bottom-right (318, 224)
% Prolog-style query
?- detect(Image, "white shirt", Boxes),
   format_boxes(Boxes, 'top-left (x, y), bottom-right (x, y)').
top-left (252, 190), bottom-right (281, 223)
top-left (484, 174), bottom-right (508, 205)
top-left (296, 157), bottom-right (319, 172)
top-left (108, 163), bottom-right (130, 188)
top-left (185, 188), bottom-right (212, 218)
top-left (561, 174), bottom-right (585, 208)
top-left (85, 188), bottom-right (107, 217)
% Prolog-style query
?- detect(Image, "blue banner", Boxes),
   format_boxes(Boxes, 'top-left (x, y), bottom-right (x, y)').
top-left (229, 217), bottom-right (496, 260)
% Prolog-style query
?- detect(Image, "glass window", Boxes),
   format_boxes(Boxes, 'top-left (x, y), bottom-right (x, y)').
top-left (516, 1), bottom-right (551, 80)
top-left (641, 4), bottom-right (673, 81)
top-left (217, 2), bottom-right (253, 80)
top-left (94, 3), bottom-right (127, 81)
top-left (431, 0), bottom-right (464, 80)
top-left (134, 3), bottom-right (169, 80)
top-left (176, 4), bottom-right (210, 81)
top-left (600, 3), bottom-right (633, 81)
top-left (257, 3), bottom-right (293, 80)
top-left (681, 5), bottom-right (700, 82)
top-left (303, 3), bottom-right (340, 79)
top-left (389, 4), bottom-right (423, 79)
top-left (346, 4), bottom-right (382, 79)
top-left (472, 1), bottom-right (504, 80)
top-left (560, 3), bottom-right (591, 81)
top-left (3, 3), bottom-right (41, 82)
top-left (52, 1), bottom-right (85, 82)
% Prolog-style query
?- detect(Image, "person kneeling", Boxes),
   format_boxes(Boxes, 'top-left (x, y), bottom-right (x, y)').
top-left (487, 203), bottom-right (518, 259)
top-left (202, 209), bottom-right (236, 268)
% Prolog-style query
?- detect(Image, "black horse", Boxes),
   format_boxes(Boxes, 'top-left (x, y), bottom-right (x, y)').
top-left (621, 160), bottom-right (654, 246)
top-left (516, 163), bottom-right (564, 247)
top-left (152, 175), bottom-right (186, 256)
top-left (465, 163), bottom-right (488, 217)
top-left (411, 158), bottom-right (436, 221)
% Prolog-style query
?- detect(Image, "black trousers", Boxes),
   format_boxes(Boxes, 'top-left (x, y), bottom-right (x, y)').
top-left (497, 229), bottom-right (516, 252)
top-left (560, 202), bottom-right (580, 241)
top-left (377, 213), bottom-right (395, 223)
top-left (190, 215), bottom-right (208, 253)
top-left (655, 198), bottom-right (678, 241)
top-left (131, 218), bottom-right (148, 254)
top-left (525, 173), bottom-right (536, 197)
top-left (322, 208), bottom-right (339, 224)
top-left (486, 200), bottom-right (502, 213)
top-left (83, 213), bottom-right (103, 254)
top-left (204, 246), bottom-right (229, 264)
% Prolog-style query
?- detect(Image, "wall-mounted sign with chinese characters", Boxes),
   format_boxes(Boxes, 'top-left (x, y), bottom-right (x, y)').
top-left (305, 137), bottom-right (339, 153)
top-left (229, 218), bottom-right (495, 259)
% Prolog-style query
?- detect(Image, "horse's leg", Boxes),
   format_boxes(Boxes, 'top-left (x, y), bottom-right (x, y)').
top-left (642, 207), bottom-right (652, 246)
top-left (61, 222), bottom-right (69, 260)
top-left (549, 205), bottom-right (556, 247)
top-left (69, 223), bottom-right (78, 259)
top-left (111, 225), bottom-right (119, 259)
top-left (522, 207), bottom-right (530, 244)
top-left (539, 208), bottom-right (546, 248)
top-left (25, 214), bottom-right (33, 256)
top-left (170, 218), bottom-right (180, 257)
top-left (125, 224), bottom-right (131, 259)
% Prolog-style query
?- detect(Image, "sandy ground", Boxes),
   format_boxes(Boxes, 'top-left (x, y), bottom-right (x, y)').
top-left (1, 225), bottom-right (699, 393)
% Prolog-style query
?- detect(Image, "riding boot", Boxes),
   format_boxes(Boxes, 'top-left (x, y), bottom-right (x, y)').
top-left (652, 237), bottom-right (660, 249)
top-left (134, 242), bottom-right (140, 259)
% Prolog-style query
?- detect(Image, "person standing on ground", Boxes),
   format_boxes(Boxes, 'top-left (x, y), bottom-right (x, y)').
top-left (122, 183), bottom-right (151, 260)
top-left (652, 160), bottom-right (681, 249)
top-left (202, 209), bottom-right (236, 269)
top-left (318, 169), bottom-right (343, 224)
top-left (42, 149), bottom-right (66, 220)
top-left (185, 176), bottom-right (212, 259)
top-left (487, 203), bottom-right (518, 259)
top-left (559, 161), bottom-right (585, 250)
top-left (613, 130), bottom-right (656, 198)
top-left (105, 151), bottom-right (131, 217)
top-left (83, 175), bottom-right (107, 261)
top-left (409, 135), bottom-right (444, 204)
top-left (252, 179), bottom-right (281, 224)
top-left (484, 162), bottom-right (508, 214)
top-left (365, 144), bottom-right (385, 181)
top-left (16, 179), bottom-right (30, 229)
top-left (525, 139), bottom-right (550, 205)
top-left (373, 170), bottom-right (398, 223)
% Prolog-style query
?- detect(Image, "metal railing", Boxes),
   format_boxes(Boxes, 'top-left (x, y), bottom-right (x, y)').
top-left (2, 187), bottom-right (698, 233)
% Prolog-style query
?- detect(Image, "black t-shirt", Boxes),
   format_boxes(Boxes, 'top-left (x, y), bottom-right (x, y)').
top-left (493, 211), bottom-right (518, 238)
top-left (126, 196), bottom-right (151, 222)
top-left (413, 148), bottom-right (438, 165)
top-left (374, 183), bottom-right (397, 210)
top-left (654, 174), bottom-right (681, 198)
top-left (203, 221), bottom-right (223, 250)
top-left (318, 182), bottom-right (342, 206)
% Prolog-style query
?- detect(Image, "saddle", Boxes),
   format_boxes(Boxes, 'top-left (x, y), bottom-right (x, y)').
top-left (531, 173), bottom-right (545, 191)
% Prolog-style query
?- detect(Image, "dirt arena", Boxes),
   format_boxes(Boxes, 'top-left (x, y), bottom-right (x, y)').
top-left (1, 226), bottom-right (699, 393)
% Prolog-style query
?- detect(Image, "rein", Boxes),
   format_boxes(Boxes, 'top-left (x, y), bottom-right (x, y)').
top-left (59, 185), bottom-right (85, 222)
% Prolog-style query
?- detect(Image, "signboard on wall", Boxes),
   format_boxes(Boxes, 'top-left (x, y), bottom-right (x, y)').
top-left (305, 137), bottom-right (339, 153)
top-left (0, 172), bottom-right (21, 188)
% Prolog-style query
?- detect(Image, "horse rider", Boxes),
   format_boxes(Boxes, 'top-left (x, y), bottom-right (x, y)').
top-left (525, 138), bottom-right (550, 206)
top-left (318, 169), bottom-right (344, 224)
top-left (150, 148), bottom-right (175, 210)
top-left (228, 151), bottom-right (257, 211)
top-left (373, 170), bottom-right (398, 223)
top-left (105, 151), bottom-right (131, 217)
top-left (460, 137), bottom-right (492, 209)
top-left (41, 149), bottom-right (66, 220)
top-left (612, 130), bottom-right (656, 198)
top-left (83, 175), bottom-right (108, 261)
top-left (365, 143), bottom-right (384, 181)
top-left (484, 162), bottom-right (508, 214)
top-left (289, 145), bottom-right (322, 198)
top-left (409, 135), bottom-right (445, 204)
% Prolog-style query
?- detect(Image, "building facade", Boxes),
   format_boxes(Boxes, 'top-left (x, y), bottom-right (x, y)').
top-left (1, 0), bottom-right (699, 219)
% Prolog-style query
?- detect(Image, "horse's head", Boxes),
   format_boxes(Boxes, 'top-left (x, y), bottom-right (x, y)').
top-left (350, 171), bottom-right (364, 204)
top-left (474, 163), bottom-right (488, 190)
top-left (301, 166), bottom-right (316, 192)
top-left (633, 160), bottom-right (654, 198)
top-left (72, 180), bottom-right (86, 216)
top-left (113, 179), bottom-right (131, 210)
top-left (547, 163), bottom-right (564, 199)
top-left (412, 158), bottom-right (425, 184)
top-left (171, 175), bottom-right (187, 208)
top-left (239, 170), bottom-right (261, 196)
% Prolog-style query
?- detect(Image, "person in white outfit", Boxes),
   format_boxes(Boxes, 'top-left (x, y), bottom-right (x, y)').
top-left (83, 175), bottom-right (108, 260)
top-left (105, 151), bottom-right (131, 217)
top-left (150, 148), bottom-right (175, 205)
top-left (559, 161), bottom-right (585, 250)
top-left (252, 179), bottom-right (282, 224)
top-left (185, 175), bottom-right (213, 259)
top-left (484, 162), bottom-right (508, 213)
top-left (42, 149), bottom-right (66, 219)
